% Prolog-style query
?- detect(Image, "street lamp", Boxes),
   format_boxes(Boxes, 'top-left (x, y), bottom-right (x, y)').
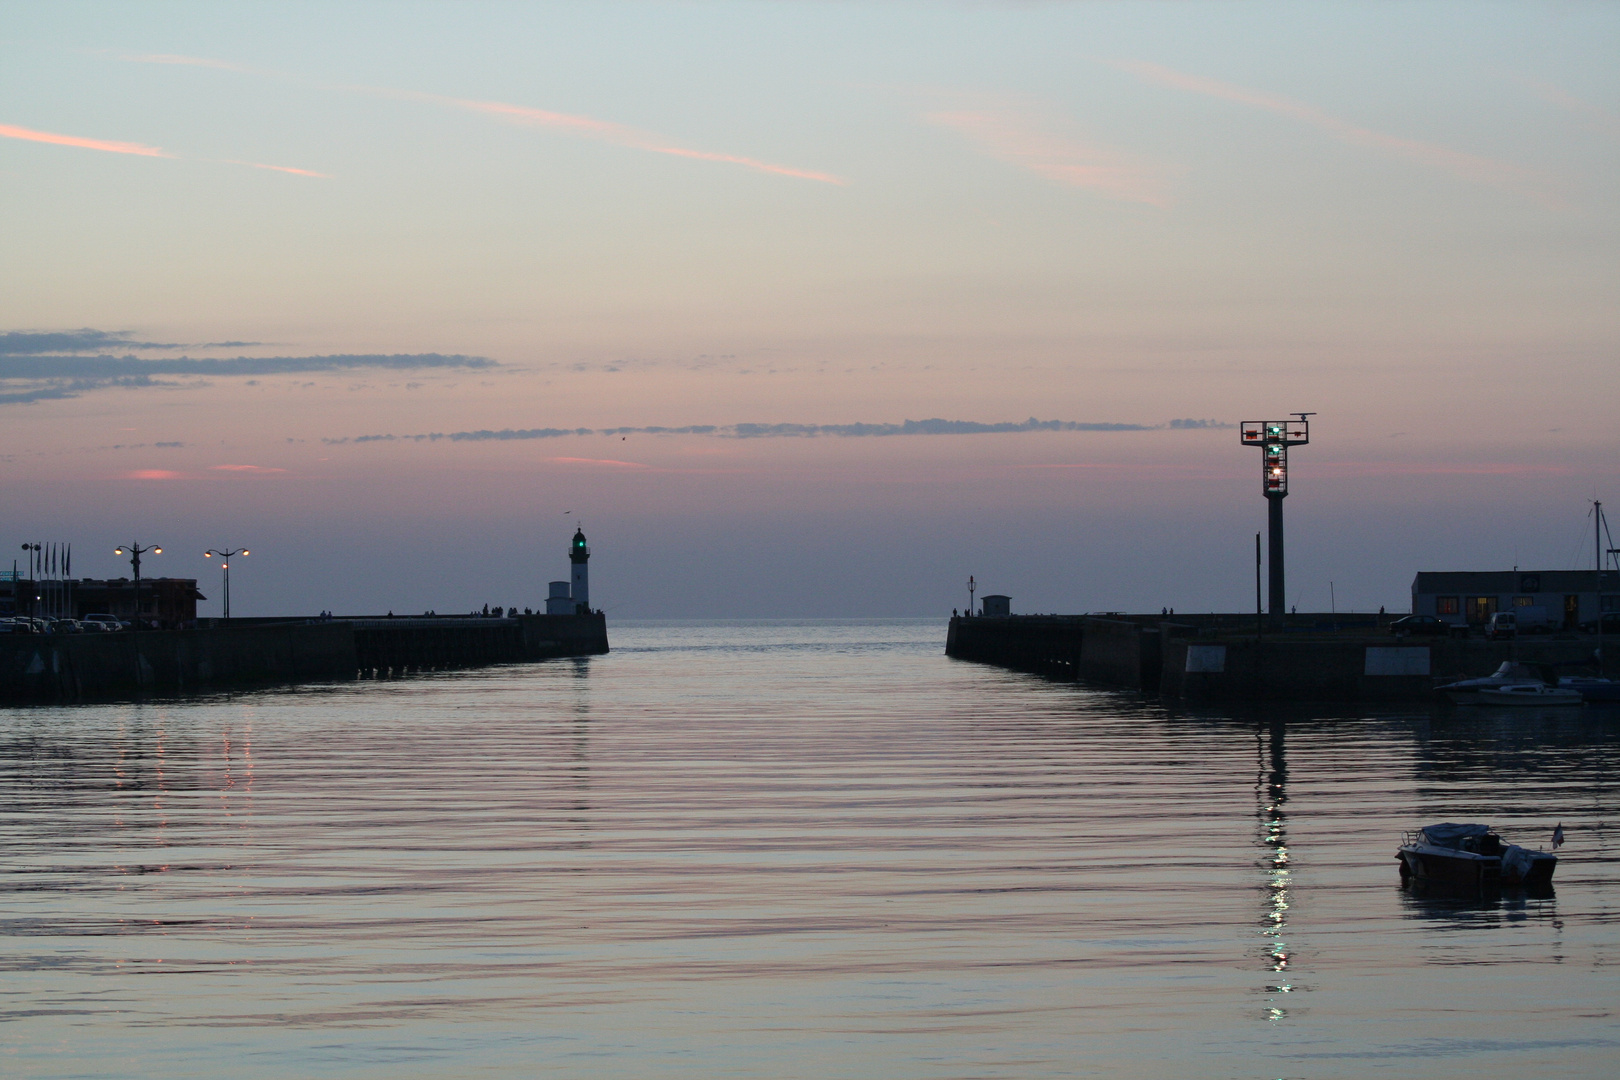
top-left (114, 543), bottom-right (162, 630)
top-left (204, 548), bottom-right (249, 620)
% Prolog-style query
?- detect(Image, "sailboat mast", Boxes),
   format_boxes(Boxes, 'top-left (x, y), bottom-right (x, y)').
top-left (1600, 500), bottom-right (1610, 675)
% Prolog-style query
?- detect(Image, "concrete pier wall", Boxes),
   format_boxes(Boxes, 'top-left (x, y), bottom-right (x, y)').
top-left (0, 621), bottom-right (357, 701)
top-left (0, 612), bottom-right (609, 703)
top-left (946, 616), bottom-right (1084, 680)
top-left (1078, 618), bottom-right (1162, 691)
top-left (948, 613), bottom-right (1608, 702)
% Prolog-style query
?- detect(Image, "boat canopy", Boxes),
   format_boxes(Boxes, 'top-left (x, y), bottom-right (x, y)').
top-left (1420, 823), bottom-right (1491, 846)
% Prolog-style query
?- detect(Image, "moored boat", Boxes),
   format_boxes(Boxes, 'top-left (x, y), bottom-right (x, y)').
top-left (1470, 683), bottom-right (1583, 706)
top-left (1396, 823), bottom-right (1556, 888)
top-left (1436, 661), bottom-right (1545, 704)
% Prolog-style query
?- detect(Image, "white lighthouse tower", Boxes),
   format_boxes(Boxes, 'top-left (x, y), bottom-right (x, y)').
top-left (569, 527), bottom-right (590, 613)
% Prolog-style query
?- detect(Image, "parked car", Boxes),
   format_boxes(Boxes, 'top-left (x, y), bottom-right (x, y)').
top-left (81, 614), bottom-right (127, 631)
top-left (1486, 611), bottom-right (1517, 640)
top-left (1389, 615), bottom-right (1451, 637)
top-left (1580, 613), bottom-right (1620, 635)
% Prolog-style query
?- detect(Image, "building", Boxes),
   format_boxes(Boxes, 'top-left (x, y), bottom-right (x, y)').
top-left (544, 581), bottom-right (573, 616)
top-left (980, 594), bottom-right (1012, 617)
top-left (1411, 570), bottom-right (1619, 628)
top-left (0, 576), bottom-right (204, 627)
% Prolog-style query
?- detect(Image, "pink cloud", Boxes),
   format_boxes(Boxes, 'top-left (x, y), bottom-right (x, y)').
top-left (1109, 59), bottom-right (1565, 207)
top-left (546, 456), bottom-right (650, 469)
top-left (119, 54), bottom-right (842, 184)
top-left (126, 469), bottom-right (184, 480)
top-left (927, 108), bottom-right (1172, 206)
top-left (123, 53), bottom-right (254, 73)
top-left (1, 122), bottom-right (323, 178)
top-left (410, 92), bottom-right (846, 185)
top-left (1512, 75), bottom-right (1620, 141)
top-left (1016, 463), bottom-right (1122, 470)
top-left (1316, 461), bottom-right (1572, 478)
top-left (209, 464), bottom-right (288, 472)
top-left (0, 122), bottom-right (170, 158)
top-left (228, 160), bottom-right (332, 179)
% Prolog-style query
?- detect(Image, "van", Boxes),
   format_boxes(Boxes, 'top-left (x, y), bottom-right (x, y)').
top-left (1486, 611), bottom-right (1517, 640)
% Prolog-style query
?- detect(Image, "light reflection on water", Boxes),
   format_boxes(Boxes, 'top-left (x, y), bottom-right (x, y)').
top-left (2, 618), bottom-right (1618, 1078)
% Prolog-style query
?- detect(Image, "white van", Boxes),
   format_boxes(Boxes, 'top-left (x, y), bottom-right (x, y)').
top-left (1486, 611), bottom-right (1517, 640)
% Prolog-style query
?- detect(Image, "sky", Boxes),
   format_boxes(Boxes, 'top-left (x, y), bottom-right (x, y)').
top-left (2, 1), bottom-right (1617, 618)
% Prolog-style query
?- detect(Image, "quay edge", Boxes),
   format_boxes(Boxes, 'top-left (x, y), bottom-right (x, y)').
top-left (947, 614), bottom-right (1612, 702)
top-left (0, 612), bottom-right (608, 703)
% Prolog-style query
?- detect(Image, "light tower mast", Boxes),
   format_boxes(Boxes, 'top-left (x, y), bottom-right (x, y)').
top-left (1240, 413), bottom-right (1312, 628)
top-left (570, 527), bottom-right (590, 614)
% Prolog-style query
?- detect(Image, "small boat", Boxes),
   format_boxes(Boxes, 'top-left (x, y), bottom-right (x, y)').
top-left (1436, 661), bottom-right (1545, 704)
top-left (1469, 683), bottom-right (1583, 706)
top-left (1559, 675), bottom-right (1620, 704)
top-left (1396, 823), bottom-right (1556, 888)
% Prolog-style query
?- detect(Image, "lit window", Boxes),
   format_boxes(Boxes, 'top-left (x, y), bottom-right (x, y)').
top-left (1515, 596), bottom-right (1535, 607)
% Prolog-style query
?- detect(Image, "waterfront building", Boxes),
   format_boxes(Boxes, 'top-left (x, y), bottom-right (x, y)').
top-left (981, 594), bottom-right (1012, 617)
top-left (0, 576), bottom-right (203, 626)
top-left (1411, 570), bottom-right (1619, 628)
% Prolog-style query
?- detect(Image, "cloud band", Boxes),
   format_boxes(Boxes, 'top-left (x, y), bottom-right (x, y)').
top-left (327, 417), bottom-right (1231, 445)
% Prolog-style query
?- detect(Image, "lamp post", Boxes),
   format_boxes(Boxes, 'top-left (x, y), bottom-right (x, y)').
top-left (204, 548), bottom-right (249, 620)
top-left (1240, 414), bottom-right (1312, 629)
top-left (114, 543), bottom-right (162, 631)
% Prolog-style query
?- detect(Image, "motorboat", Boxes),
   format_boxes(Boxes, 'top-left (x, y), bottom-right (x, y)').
top-left (1436, 661), bottom-right (1547, 704)
top-left (1558, 675), bottom-right (1620, 704)
top-left (1469, 683), bottom-right (1583, 706)
top-left (1397, 823), bottom-right (1556, 888)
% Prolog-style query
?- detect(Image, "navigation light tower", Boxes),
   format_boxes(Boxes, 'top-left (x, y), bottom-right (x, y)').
top-left (1240, 414), bottom-right (1312, 627)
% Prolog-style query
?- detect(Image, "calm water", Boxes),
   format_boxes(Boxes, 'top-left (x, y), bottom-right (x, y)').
top-left (3, 619), bottom-right (1618, 1078)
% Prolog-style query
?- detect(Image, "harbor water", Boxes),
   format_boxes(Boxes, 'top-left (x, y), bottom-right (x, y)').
top-left (3, 619), bottom-right (1617, 1078)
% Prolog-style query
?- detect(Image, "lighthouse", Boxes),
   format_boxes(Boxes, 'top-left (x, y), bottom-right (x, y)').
top-left (569, 527), bottom-right (590, 613)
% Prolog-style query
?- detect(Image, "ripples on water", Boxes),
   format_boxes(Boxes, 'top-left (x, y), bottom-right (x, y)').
top-left (2, 619), bottom-right (1617, 1078)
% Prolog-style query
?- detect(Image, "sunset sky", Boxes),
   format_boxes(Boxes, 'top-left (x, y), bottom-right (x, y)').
top-left (3, 2), bottom-right (1617, 617)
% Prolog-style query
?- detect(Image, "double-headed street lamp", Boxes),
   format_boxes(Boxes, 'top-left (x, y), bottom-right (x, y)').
top-left (204, 548), bottom-right (249, 620)
top-left (114, 543), bottom-right (161, 630)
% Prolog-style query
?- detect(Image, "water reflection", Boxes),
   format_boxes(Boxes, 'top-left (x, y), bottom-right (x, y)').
top-left (567, 656), bottom-right (593, 822)
top-left (2, 620), bottom-right (1618, 1078)
top-left (1256, 718), bottom-right (1294, 1021)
